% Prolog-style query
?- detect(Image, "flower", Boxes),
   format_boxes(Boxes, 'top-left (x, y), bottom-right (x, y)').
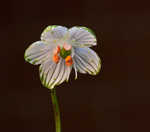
top-left (24, 25), bottom-right (101, 89)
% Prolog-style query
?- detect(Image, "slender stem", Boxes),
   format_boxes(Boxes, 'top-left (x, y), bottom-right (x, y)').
top-left (50, 88), bottom-right (61, 132)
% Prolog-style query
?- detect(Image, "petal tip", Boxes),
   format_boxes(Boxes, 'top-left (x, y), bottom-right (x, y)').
top-left (95, 60), bottom-right (101, 75)
top-left (74, 76), bottom-right (78, 80)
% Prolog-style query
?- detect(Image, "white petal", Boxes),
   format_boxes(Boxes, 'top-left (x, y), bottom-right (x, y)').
top-left (73, 61), bottom-right (78, 79)
top-left (39, 59), bottom-right (55, 86)
top-left (58, 60), bottom-right (69, 84)
top-left (73, 47), bottom-right (101, 75)
top-left (75, 54), bottom-right (93, 74)
top-left (51, 60), bottom-right (72, 87)
top-left (73, 58), bottom-right (86, 74)
top-left (66, 65), bottom-right (72, 82)
top-left (51, 59), bottom-right (65, 88)
top-left (68, 26), bottom-right (97, 48)
top-left (24, 41), bottom-right (54, 65)
top-left (41, 25), bottom-right (68, 42)
top-left (39, 58), bottom-right (72, 89)
top-left (48, 58), bottom-right (63, 88)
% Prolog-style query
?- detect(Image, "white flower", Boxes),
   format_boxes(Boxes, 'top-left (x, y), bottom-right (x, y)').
top-left (24, 25), bottom-right (101, 89)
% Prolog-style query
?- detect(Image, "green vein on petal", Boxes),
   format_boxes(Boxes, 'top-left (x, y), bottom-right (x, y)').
top-left (95, 60), bottom-right (101, 75)
top-left (41, 25), bottom-right (59, 36)
top-left (25, 57), bottom-right (32, 63)
top-left (76, 26), bottom-right (96, 39)
top-left (24, 49), bottom-right (31, 62)
top-left (39, 65), bottom-right (45, 87)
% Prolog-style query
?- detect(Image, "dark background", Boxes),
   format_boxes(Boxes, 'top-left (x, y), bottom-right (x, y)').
top-left (1, 0), bottom-right (150, 132)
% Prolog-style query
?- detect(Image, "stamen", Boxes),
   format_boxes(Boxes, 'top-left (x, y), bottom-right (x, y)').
top-left (53, 45), bottom-right (60, 54)
top-left (53, 54), bottom-right (60, 63)
top-left (63, 43), bottom-right (72, 51)
top-left (65, 56), bottom-right (73, 66)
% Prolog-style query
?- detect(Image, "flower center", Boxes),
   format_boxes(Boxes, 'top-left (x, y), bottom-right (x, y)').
top-left (52, 43), bottom-right (73, 66)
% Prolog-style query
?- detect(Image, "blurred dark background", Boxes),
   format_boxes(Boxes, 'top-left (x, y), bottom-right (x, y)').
top-left (1, 0), bottom-right (150, 132)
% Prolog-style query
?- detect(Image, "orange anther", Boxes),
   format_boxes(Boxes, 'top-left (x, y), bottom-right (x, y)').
top-left (53, 54), bottom-right (60, 63)
top-left (53, 45), bottom-right (61, 54)
top-left (65, 56), bottom-right (73, 66)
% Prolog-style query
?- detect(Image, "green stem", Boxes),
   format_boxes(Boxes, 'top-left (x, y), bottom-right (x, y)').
top-left (51, 88), bottom-right (61, 132)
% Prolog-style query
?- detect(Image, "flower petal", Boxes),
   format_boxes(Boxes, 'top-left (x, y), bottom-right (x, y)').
top-left (73, 61), bottom-right (78, 79)
top-left (39, 58), bottom-right (55, 86)
top-left (41, 25), bottom-right (68, 42)
top-left (24, 41), bottom-right (54, 65)
top-left (58, 61), bottom-right (72, 84)
top-left (73, 47), bottom-right (101, 75)
top-left (50, 59), bottom-right (65, 88)
top-left (68, 26), bottom-right (96, 47)
top-left (66, 65), bottom-right (72, 82)
top-left (39, 58), bottom-right (72, 89)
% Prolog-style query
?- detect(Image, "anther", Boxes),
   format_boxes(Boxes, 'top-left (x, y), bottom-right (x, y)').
top-left (53, 54), bottom-right (60, 63)
top-left (53, 45), bottom-right (60, 54)
top-left (65, 56), bottom-right (73, 66)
